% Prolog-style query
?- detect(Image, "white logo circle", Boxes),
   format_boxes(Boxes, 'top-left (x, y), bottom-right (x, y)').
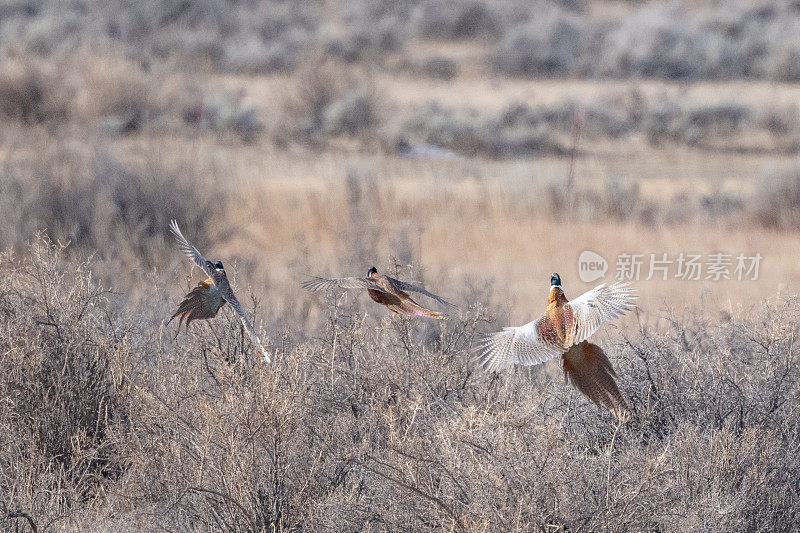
top-left (578, 250), bottom-right (608, 283)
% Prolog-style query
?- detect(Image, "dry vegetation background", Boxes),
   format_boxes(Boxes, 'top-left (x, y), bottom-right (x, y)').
top-left (1, 0), bottom-right (800, 531)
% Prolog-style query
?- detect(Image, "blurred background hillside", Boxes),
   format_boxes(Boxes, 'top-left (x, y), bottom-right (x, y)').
top-left (2, 1), bottom-right (800, 531)
top-left (1, 0), bottom-right (800, 312)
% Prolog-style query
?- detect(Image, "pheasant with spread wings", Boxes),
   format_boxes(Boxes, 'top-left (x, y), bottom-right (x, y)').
top-left (302, 266), bottom-right (451, 319)
top-left (473, 273), bottom-right (636, 418)
top-left (168, 220), bottom-right (270, 363)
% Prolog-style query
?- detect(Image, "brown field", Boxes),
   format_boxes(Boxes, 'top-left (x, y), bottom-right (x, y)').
top-left (2, 1), bottom-right (800, 531)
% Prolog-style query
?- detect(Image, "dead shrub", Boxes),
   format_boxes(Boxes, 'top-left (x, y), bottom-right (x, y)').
top-left (1, 234), bottom-right (799, 530)
top-left (494, 11), bottom-right (588, 77)
top-left (0, 237), bottom-right (130, 531)
top-left (413, 0), bottom-right (500, 40)
top-left (396, 102), bottom-right (566, 158)
top-left (0, 139), bottom-right (222, 260)
top-left (418, 56), bottom-right (460, 80)
top-left (321, 88), bottom-right (377, 136)
top-left (0, 48), bottom-right (178, 134)
top-left (278, 58), bottom-right (379, 143)
top-left (68, 49), bottom-right (164, 132)
top-left (752, 169), bottom-right (800, 230)
top-left (0, 50), bottom-right (68, 125)
top-left (183, 90), bottom-right (264, 142)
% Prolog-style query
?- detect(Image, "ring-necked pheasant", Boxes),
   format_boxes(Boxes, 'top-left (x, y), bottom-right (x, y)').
top-left (473, 273), bottom-right (636, 418)
top-left (168, 220), bottom-right (270, 363)
top-left (302, 266), bottom-right (451, 319)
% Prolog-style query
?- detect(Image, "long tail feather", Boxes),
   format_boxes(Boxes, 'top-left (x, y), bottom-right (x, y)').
top-left (562, 341), bottom-right (629, 420)
top-left (397, 298), bottom-right (445, 319)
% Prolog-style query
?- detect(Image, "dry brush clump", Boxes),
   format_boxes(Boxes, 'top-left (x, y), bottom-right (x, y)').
top-left (1, 238), bottom-right (799, 531)
top-left (0, 48), bottom-right (263, 140)
top-left (6, 3), bottom-right (800, 154)
top-left (0, 47), bottom-right (173, 132)
top-left (411, 0), bottom-right (502, 41)
top-left (391, 92), bottom-right (800, 160)
top-left (0, 138), bottom-right (224, 266)
top-left (750, 169), bottom-right (800, 230)
top-left (0, 237), bottom-right (132, 531)
top-left (493, 0), bottom-right (800, 81)
top-left (392, 101), bottom-right (567, 158)
top-left (4, 0), bottom-right (800, 82)
top-left (0, 49), bottom-right (69, 126)
top-left (276, 58), bottom-right (380, 146)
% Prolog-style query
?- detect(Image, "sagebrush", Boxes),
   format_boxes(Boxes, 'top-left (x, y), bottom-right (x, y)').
top-left (1, 238), bottom-right (798, 531)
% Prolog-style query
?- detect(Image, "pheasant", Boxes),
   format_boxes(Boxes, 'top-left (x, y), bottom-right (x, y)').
top-left (302, 267), bottom-right (451, 319)
top-left (168, 220), bottom-right (270, 363)
top-left (473, 273), bottom-right (636, 418)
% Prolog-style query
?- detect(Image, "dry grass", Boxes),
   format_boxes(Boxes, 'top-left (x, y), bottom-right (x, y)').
top-left (2, 1), bottom-right (800, 530)
top-left (0, 137), bottom-right (222, 270)
top-left (2, 129), bottom-right (800, 313)
top-left (1, 132), bottom-right (799, 529)
top-left (1, 235), bottom-right (798, 531)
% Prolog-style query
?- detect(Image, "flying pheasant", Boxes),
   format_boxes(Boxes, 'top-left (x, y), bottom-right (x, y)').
top-left (473, 273), bottom-right (636, 418)
top-left (302, 266), bottom-right (451, 319)
top-left (168, 220), bottom-right (270, 363)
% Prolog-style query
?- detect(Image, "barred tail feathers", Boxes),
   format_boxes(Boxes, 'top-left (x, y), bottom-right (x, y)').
top-left (562, 341), bottom-right (629, 419)
top-left (396, 298), bottom-right (445, 319)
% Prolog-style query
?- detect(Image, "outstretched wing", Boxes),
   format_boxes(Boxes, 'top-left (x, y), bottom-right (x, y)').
top-left (224, 289), bottom-right (271, 364)
top-left (169, 220), bottom-right (215, 278)
top-left (472, 315), bottom-right (565, 372)
top-left (565, 281), bottom-right (637, 345)
top-left (301, 276), bottom-right (381, 292)
top-left (386, 276), bottom-right (453, 307)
